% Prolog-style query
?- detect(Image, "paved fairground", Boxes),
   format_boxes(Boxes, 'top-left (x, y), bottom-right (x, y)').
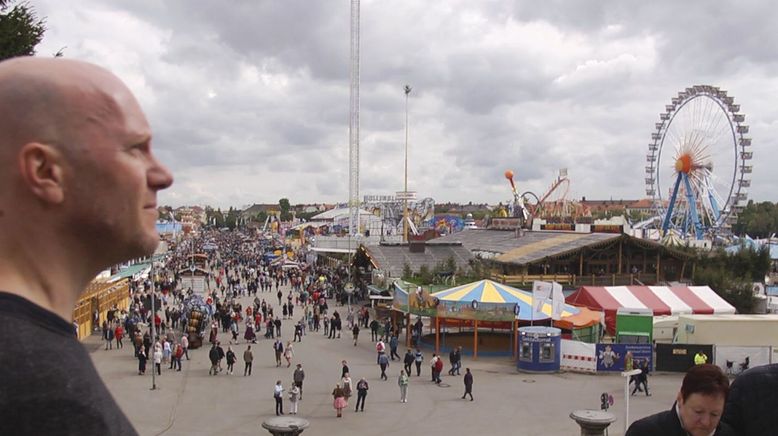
top-left (89, 282), bottom-right (683, 436)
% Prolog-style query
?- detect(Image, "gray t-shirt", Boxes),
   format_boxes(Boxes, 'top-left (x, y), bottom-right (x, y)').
top-left (0, 292), bottom-right (137, 435)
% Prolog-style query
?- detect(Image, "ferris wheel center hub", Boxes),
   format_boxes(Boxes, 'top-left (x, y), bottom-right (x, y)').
top-left (675, 154), bottom-right (693, 174)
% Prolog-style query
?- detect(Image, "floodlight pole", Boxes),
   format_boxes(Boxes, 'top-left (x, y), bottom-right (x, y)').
top-left (403, 85), bottom-right (411, 243)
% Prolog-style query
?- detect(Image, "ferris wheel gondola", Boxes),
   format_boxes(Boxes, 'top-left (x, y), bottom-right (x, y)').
top-left (645, 85), bottom-right (752, 240)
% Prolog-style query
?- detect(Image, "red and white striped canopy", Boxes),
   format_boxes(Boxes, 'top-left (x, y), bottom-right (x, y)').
top-left (566, 286), bottom-right (736, 333)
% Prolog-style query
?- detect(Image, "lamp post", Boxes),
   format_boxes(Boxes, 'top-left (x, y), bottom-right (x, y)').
top-left (150, 259), bottom-right (157, 390)
top-left (403, 84), bottom-right (411, 243)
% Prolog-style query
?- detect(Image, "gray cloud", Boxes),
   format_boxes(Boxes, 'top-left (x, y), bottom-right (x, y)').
top-left (32, 0), bottom-right (777, 208)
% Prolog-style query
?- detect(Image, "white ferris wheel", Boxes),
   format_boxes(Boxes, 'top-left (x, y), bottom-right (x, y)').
top-left (645, 85), bottom-right (752, 240)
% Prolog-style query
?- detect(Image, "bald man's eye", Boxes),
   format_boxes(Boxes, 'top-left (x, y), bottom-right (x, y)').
top-left (128, 143), bottom-right (149, 155)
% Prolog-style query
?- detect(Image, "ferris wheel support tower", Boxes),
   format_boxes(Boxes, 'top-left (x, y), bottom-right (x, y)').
top-left (348, 0), bottom-right (360, 238)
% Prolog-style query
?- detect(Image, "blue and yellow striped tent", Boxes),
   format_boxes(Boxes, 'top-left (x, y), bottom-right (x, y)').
top-left (430, 279), bottom-right (579, 321)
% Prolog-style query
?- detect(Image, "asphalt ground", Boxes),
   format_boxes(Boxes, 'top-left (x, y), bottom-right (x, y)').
top-left (89, 282), bottom-right (682, 436)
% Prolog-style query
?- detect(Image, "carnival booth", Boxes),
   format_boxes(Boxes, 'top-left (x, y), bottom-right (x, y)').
top-left (392, 280), bottom-right (600, 359)
top-left (517, 326), bottom-right (562, 373)
top-left (566, 286), bottom-right (736, 334)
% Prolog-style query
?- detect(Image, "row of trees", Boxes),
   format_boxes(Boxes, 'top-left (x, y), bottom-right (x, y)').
top-left (693, 246), bottom-right (772, 313)
top-left (733, 201), bottom-right (778, 238)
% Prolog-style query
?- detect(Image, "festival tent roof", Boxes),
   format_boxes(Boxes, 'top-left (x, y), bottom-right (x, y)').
top-left (566, 286), bottom-right (736, 334)
top-left (430, 280), bottom-right (600, 327)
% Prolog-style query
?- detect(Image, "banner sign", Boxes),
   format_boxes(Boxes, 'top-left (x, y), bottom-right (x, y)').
top-left (540, 223), bottom-right (576, 231)
top-left (595, 343), bottom-right (653, 372)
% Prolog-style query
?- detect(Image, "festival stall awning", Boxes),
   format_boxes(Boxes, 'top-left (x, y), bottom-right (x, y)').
top-left (566, 286), bottom-right (736, 333)
top-left (432, 280), bottom-right (578, 320)
top-left (392, 279), bottom-right (600, 328)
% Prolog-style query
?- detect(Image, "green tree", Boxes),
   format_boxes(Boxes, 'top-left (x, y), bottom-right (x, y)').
top-left (692, 246), bottom-right (771, 313)
top-left (279, 198), bottom-right (292, 221)
top-left (254, 211), bottom-right (268, 225)
top-left (0, 1), bottom-right (46, 60)
top-left (733, 201), bottom-right (778, 238)
top-left (418, 264), bottom-right (433, 284)
top-left (402, 262), bottom-right (413, 280)
top-left (224, 207), bottom-right (239, 230)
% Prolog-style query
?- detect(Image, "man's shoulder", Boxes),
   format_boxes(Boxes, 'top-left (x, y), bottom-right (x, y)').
top-left (0, 321), bottom-right (137, 435)
top-left (0, 394), bottom-right (137, 436)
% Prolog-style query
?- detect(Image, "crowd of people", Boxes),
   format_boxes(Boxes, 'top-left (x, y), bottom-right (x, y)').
top-left (96, 227), bottom-right (477, 419)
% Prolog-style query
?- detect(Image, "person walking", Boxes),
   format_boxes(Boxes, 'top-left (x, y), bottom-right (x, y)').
top-left (355, 378), bottom-right (369, 412)
top-left (114, 324), bottom-right (124, 349)
top-left (274, 380), bottom-right (285, 416)
top-left (379, 352), bottom-right (390, 381)
top-left (403, 349), bottom-right (414, 376)
top-left (462, 368), bottom-right (474, 400)
top-left (172, 342), bottom-right (183, 371)
top-left (208, 344), bottom-right (220, 375)
top-left (216, 342), bottom-right (225, 373)
top-left (181, 334), bottom-right (190, 360)
top-left (631, 359), bottom-right (651, 396)
top-left (273, 339), bottom-right (284, 367)
top-left (398, 370), bottom-right (409, 403)
top-left (414, 348), bottom-right (424, 376)
top-left (389, 335), bottom-right (400, 361)
top-left (293, 322), bottom-right (303, 342)
top-left (342, 373), bottom-right (353, 401)
top-left (352, 324), bottom-right (360, 346)
top-left (284, 341), bottom-right (294, 368)
top-left (332, 384), bottom-right (347, 418)
top-left (376, 339), bottom-right (386, 364)
top-left (370, 319), bottom-right (379, 341)
top-left (430, 354), bottom-right (439, 382)
top-left (341, 360), bottom-right (350, 378)
top-left (153, 346), bottom-right (163, 376)
top-left (138, 348), bottom-right (148, 375)
top-left (293, 364), bottom-right (305, 400)
top-left (225, 346), bottom-right (236, 375)
top-left (289, 382), bottom-right (301, 415)
top-left (449, 346), bottom-right (462, 375)
top-left (244, 345), bottom-right (254, 376)
top-left (274, 318), bottom-right (282, 338)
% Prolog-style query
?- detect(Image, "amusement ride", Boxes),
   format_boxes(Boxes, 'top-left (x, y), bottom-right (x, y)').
top-left (644, 85), bottom-right (752, 241)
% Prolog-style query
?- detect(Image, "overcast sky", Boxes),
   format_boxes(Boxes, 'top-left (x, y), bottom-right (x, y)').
top-left (32, 0), bottom-right (777, 209)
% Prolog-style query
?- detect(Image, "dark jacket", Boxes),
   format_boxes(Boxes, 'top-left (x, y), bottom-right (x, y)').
top-left (723, 363), bottom-right (778, 435)
top-left (208, 347), bottom-right (219, 364)
top-left (627, 404), bottom-right (736, 436)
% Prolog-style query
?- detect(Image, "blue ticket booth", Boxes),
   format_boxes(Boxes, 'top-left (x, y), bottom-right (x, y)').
top-left (517, 326), bottom-right (561, 373)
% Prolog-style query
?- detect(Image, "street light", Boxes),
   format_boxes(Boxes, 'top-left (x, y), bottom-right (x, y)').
top-left (148, 252), bottom-right (166, 391)
top-left (403, 84), bottom-right (411, 243)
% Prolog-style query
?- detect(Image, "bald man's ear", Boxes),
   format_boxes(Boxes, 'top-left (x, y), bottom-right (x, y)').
top-left (18, 142), bottom-right (66, 204)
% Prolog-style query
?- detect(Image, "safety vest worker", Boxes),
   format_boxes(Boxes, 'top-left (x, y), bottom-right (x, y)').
top-left (694, 351), bottom-right (708, 365)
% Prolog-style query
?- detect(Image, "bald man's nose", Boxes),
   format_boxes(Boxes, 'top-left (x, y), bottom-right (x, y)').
top-left (148, 157), bottom-right (173, 191)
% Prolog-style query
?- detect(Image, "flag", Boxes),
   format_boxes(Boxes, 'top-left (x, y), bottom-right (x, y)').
top-left (532, 281), bottom-right (552, 315)
top-left (551, 282), bottom-right (564, 320)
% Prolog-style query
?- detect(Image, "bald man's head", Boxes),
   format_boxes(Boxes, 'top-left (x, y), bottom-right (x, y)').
top-left (0, 56), bottom-right (172, 268)
top-left (0, 57), bottom-right (137, 167)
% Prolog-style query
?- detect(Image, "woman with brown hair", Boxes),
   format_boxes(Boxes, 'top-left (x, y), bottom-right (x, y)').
top-left (627, 364), bottom-right (735, 436)
top-left (332, 383), bottom-right (347, 418)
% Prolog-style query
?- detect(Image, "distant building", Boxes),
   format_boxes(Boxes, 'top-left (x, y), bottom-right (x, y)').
top-left (431, 228), bottom-right (693, 286)
top-left (580, 197), bottom-right (637, 216)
